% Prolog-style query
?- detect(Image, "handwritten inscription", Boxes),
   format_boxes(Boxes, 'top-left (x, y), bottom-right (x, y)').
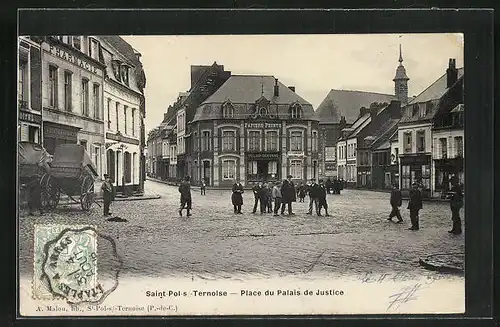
top-left (387, 283), bottom-right (422, 310)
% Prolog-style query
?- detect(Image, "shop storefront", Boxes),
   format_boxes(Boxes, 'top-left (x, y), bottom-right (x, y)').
top-left (434, 157), bottom-right (464, 198)
top-left (400, 154), bottom-right (431, 197)
top-left (246, 152), bottom-right (280, 183)
top-left (43, 121), bottom-right (80, 155)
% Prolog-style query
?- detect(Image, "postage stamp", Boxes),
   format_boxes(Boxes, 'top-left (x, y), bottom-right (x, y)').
top-left (34, 224), bottom-right (104, 304)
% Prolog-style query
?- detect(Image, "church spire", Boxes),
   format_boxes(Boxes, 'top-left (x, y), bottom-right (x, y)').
top-left (393, 44), bottom-right (409, 105)
top-left (398, 44), bottom-right (403, 65)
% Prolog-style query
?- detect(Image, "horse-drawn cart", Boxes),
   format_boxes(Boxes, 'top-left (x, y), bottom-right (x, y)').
top-left (40, 144), bottom-right (99, 211)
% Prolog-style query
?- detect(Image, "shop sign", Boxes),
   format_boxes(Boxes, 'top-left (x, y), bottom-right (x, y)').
top-left (400, 155), bottom-right (430, 166)
top-left (244, 122), bottom-right (282, 129)
top-left (325, 162), bottom-right (336, 170)
top-left (19, 110), bottom-right (42, 124)
top-left (324, 146), bottom-right (336, 161)
top-left (106, 132), bottom-right (140, 145)
top-left (44, 125), bottom-right (78, 140)
top-left (246, 152), bottom-right (280, 159)
top-left (48, 45), bottom-right (100, 75)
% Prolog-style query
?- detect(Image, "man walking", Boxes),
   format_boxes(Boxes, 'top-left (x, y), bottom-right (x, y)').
top-left (252, 182), bottom-right (263, 214)
top-left (388, 183), bottom-right (403, 223)
top-left (200, 178), bottom-right (206, 195)
top-left (258, 183), bottom-right (270, 214)
top-left (101, 174), bottom-right (113, 216)
top-left (317, 179), bottom-right (330, 216)
top-left (307, 178), bottom-right (319, 215)
top-left (280, 175), bottom-right (296, 215)
top-left (272, 181), bottom-right (282, 216)
top-left (178, 175), bottom-right (192, 217)
top-left (448, 176), bottom-right (463, 234)
top-left (407, 182), bottom-right (423, 230)
top-left (231, 179), bottom-right (244, 214)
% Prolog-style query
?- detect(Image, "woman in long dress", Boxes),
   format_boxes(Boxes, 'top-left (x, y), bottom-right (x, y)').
top-left (231, 179), bottom-right (244, 214)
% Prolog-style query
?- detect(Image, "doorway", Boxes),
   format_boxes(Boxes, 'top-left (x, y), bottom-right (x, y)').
top-left (257, 161), bottom-right (268, 180)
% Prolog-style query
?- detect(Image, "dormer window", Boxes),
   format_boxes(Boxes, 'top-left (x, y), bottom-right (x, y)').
top-left (72, 36), bottom-right (81, 50)
top-left (290, 103), bottom-right (302, 119)
top-left (259, 107), bottom-right (267, 116)
top-left (111, 60), bottom-right (121, 81)
top-left (120, 64), bottom-right (130, 86)
top-left (88, 38), bottom-right (100, 61)
top-left (412, 104), bottom-right (418, 117)
top-left (222, 101), bottom-right (235, 118)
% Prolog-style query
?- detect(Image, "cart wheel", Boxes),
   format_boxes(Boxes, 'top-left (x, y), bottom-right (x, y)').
top-left (81, 175), bottom-right (95, 211)
top-left (41, 174), bottom-right (59, 210)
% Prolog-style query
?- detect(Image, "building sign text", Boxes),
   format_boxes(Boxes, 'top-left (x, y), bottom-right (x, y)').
top-left (49, 45), bottom-right (100, 75)
top-left (244, 122), bottom-right (282, 129)
top-left (19, 110), bottom-right (42, 124)
top-left (246, 152), bottom-right (280, 159)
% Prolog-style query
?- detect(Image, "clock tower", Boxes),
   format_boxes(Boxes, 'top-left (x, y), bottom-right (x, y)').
top-left (393, 44), bottom-right (410, 105)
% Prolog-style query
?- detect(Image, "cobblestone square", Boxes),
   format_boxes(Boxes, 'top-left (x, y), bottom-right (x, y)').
top-left (19, 180), bottom-right (465, 280)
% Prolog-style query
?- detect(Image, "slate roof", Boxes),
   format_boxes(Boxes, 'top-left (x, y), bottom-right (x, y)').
top-left (315, 89), bottom-right (395, 124)
top-left (98, 36), bottom-right (145, 95)
top-left (399, 68), bottom-right (464, 124)
top-left (192, 75), bottom-right (317, 122)
top-left (370, 119), bottom-right (400, 150)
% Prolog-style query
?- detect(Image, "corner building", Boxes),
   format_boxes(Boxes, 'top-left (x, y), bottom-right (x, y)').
top-left (41, 36), bottom-right (106, 176)
top-left (191, 76), bottom-right (320, 187)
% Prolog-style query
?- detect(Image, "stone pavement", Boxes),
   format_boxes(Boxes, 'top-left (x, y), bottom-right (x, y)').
top-left (18, 180), bottom-right (465, 280)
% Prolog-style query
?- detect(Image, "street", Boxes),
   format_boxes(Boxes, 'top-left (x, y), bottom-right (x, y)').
top-left (19, 179), bottom-right (465, 280)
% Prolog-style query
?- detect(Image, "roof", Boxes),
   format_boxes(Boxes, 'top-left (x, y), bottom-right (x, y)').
top-left (315, 89), bottom-right (395, 124)
top-left (371, 119), bottom-right (400, 150)
top-left (98, 36), bottom-right (146, 95)
top-left (400, 68), bottom-right (464, 124)
top-left (192, 75), bottom-right (316, 122)
top-left (409, 68), bottom-right (464, 105)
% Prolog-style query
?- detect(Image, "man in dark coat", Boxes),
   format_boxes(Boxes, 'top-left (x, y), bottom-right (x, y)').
top-left (317, 179), bottom-right (330, 216)
top-left (252, 182), bottom-right (263, 214)
top-left (407, 182), bottom-right (423, 230)
top-left (27, 175), bottom-right (44, 216)
top-left (307, 178), bottom-right (319, 215)
top-left (178, 175), bottom-right (192, 217)
top-left (447, 176), bottom-right (463, 234)
top-left (258, 183), bottom-right (270, 214)
top-left (266, 182), bottom-right (273, 213)
top-left (388, 183), bottom-right (403, 223)
top-left (101, 174), bottom-right (114, 216)
top-left (231, 179), bottom-right (244, 214)
top-left (280, 175), bottom-right (296, 215)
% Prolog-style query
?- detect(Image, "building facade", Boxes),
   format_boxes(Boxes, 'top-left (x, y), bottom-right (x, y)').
top-left (99, 36), bottom-right (146, 193)
top-left (40, 36), bottom-right (106, 178)
top-left (18, 37), bottom-right (43, 144)
top-left (191, 76), bottom-right (320, 187)
top-left (398, 59), bottom-right (463, 197)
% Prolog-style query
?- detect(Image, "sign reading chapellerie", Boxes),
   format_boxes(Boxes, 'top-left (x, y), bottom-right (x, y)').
top-left (48, 45), bottom-right (100, 75)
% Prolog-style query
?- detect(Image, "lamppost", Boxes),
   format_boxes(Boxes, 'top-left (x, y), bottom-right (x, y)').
top-left (117, 143), bottom-right (128, 196)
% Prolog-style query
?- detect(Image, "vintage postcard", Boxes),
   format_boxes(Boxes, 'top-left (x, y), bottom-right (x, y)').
top-left (18, 32), bottom-right (465, 316)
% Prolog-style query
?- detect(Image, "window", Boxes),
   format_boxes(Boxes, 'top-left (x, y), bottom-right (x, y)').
top-left (268, 161), bottom-right (278, 174)
top-left (291, 104), bottom-right (301, 118)
top-left (440, 138), bottom-right (447, 158)
top-left (455, 136), bottom-right (463, 157)
top-left (259, 107), bottom-right (267, 116)
top-left (18, 60), bottom-right (27, 104)
top-left (248, 131), bottom-right (260, 151)
top-left (416, 130), bottom-right (425, 152)
top-left (124, 152), bottom-right (131, 183)
top-left (93, 145), bottom-right (100, 176)
top-left (247, 161), bottom-right (257, 175)
top-left (312, 131), bottom-right (318, 152)
top-left (401, 165), bottom-right (410, 189)
top-left (124, 105), bottom-right (128, 134)
top-left (63, 71), bottom-right (72, 111)
top-left (265, 131), bottom-right (278, 151)
top-left (73, 36), bottom-right (81, 50)
top-left (121, 65), bottom-right (129, 85)
top-left (193, 132), bottom-right (198, 151)
top-left (81, 79), bottom-right (89, 116)
top-left (132, 109), bottom-right (135, 136)
top-left (107, 99), bottom-right (111, 129)
top-left (290, 131), bottom-right (303, 151)
top-left (404, 132), bottom-right (412, 153)
top-left (80, 140), bottom-right (87, 151)
top-left (115, 102), bottom-right (120, 131)
top-left (222, 130), bottom-right (236, 151)
top-left (92, 84), bottom-right (100, 119)
top-left (222, 159), bottom-right (236, 179)
top-left (49, 65), bottom-right (58, 108)
top-left (89, 38), bottom-right (100, 61)
top-left (133, 153), bottom-right (137, 183)
top-left (412, 104), bottom-right (418, 116)
top-left (202, 131), bottom-right (210, 151)
top-left (290, 160), bottom-right (302, 179)
top-left (223, 103), bottom-right (234, 118)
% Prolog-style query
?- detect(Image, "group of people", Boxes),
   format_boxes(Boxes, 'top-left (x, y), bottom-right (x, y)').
top-left (388, 176), bottom-right (463, 234)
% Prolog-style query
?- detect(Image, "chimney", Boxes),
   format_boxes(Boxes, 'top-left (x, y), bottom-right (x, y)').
top-left (359, 107), bottom-right (370, 117)
top-left (370, 106), bottom-right (378, 121)
top-left (340, 116), bottom-right (346, 128)
top-left (389, 100), bottom-right (402, 119)
top-left (288, 86), bottom-right (295, 92)
top-left (274, 78), bottom-right (279, 97)
top-left (446, 58), bottom-right (458, 88)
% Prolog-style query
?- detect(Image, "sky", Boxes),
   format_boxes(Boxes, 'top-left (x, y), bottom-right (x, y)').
top-left (121, 34), bottom-right (464, 133)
